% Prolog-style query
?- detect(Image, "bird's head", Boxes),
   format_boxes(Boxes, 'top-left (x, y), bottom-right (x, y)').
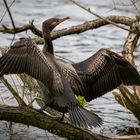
top-left (43, 17), bottom-right (70, 31)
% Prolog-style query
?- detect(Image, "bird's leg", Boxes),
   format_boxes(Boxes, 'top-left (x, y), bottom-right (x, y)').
top-left (55, 113), bottom-right (65, 122)
top-left (28, 98), bottom-right (37, 108)
top-left (59, 113), bottom-right (65, 122)
top-left (37, 104), bottom-right (48, 113)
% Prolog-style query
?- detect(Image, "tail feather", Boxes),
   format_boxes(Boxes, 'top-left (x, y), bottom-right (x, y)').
top-left (68, 106), bottom-right (102, 128)
top-left (75, 107), bottom-right (88, 128)
top-left (72, 108), bottom-right (82, 127)
top-left (79, 107), bottom-right (102, 127)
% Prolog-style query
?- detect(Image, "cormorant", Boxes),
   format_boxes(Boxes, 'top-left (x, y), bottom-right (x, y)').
top-left (0, 18), bottom-right (103, 128)
top-left (41, 17), bottom-right (140, 102)
top-left (35, 17), bottom-right (140, 126)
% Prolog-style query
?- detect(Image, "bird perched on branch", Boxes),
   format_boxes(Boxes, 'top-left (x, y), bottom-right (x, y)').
top-left (41, 17), bottom-right (140, 103)
top-left (0, 17), bottom-right (103, 128)
top-left (1, 17), bottom-right (140, 128)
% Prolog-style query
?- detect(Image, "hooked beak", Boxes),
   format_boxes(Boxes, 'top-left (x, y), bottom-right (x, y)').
top-left (51, 17), bottom-right (70, 30)
top-left (57, 17), bottom-right (70, 25)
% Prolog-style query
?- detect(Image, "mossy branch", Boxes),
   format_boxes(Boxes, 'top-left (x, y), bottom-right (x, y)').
top-left (0, 105), bottom-right (110, 140)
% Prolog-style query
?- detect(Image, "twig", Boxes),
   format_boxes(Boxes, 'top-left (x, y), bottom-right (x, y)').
top-left (0, 21), bottom-right (42, 36)
top-left (131, 0), bottom-right (140, 15)
top-left (0, 0), bottom-right (16, 23)
top-left (0, 76), bottom-right (26, 106)
top-left (3, 0), bottom-right (16, 45)
top-left (3, 0), bottom-right (15, 30)
top-left (70, 0), bottom-right (130, 32)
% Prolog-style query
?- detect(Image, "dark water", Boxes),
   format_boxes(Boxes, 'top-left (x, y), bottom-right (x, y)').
top-left (0, 0), bottom-right (140, 139)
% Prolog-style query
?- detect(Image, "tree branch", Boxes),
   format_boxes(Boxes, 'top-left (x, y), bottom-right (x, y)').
top-left (0, 16), bottom-right (134, 44)
top-left (0, 105), bottom-right (111, 140)
top-left (32, 16), bottom-right (134, 45)
top-left (3, 0), bottom-right (15, 30)
top-left (0, 21), bottom-right (42, 36)
top-left (0, 0), bottom-right (16, 23)
top-left (70, 0), bottom-right (130, 32)
top-left (0, 77), bottom-right (26, 106)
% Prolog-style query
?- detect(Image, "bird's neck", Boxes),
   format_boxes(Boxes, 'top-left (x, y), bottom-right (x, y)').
top-left (42, 28), bottom-right (54, 55)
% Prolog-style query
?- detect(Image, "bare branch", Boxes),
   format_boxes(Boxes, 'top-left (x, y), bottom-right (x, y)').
top-left (131, 0), bottom-right (140, 15)
top-left (3, 0), bottom-right (16, 45)
top-left (0, 0), bottom-right (16, 23)
top-left (0, 16), bottom-right (134, 45)
top-left (70, 0), bottom-right (131, 32)
top-left (0, 21), bottom-right (42, 36)
top-left (3, 0), bottom-right (15, 30)
top-left (0, 77), bottom-right (26, 106)
top-left (33, 16), bottom-right (134, 44)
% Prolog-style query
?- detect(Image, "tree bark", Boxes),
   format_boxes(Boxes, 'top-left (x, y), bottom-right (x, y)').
top-left (0, 16), bottom-right (134, 45)
top-left (0, 105), bottom-right (111, 140)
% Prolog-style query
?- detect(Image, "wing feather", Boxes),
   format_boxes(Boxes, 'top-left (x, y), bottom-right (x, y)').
top-left (0, 39), bottom-right (54, 90)
top-left (73, 48), bottom-right (140, 101)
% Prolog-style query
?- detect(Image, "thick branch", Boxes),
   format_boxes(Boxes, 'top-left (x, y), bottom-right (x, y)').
top-left (33, 16), bottom-right (134, 44)
top-left (0, 105), bottom-right (110, 140)
top-left (0, 16), bottom-right (134, 44)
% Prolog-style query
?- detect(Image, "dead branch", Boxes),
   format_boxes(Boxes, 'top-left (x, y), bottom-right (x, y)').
top-left (3, 0), bottom-right (15, 30)
top-left (3, 0), bottom-right (17, 45)
top-left (0, 77), bottom-right (26, 106)
top-left (0, 105), bottom-right (111, 140)
top-left (0, 20), bottom-right (42, 36)
top-left (0, 0), bottom-right (16, 23)
top-left (131, 0), bottom-right (140, 15)
top-left (0, 47), bottom-right (26, 106)
top-left (70, 0), bottom-right (130, 32)
top-left (0, 16), bottom-right (134, 45)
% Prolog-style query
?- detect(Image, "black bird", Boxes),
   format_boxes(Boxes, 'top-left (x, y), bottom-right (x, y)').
top-left (0, 18), bottom-right (103, 128)
top-left (72, 48), bottom-right (140, 101)
top-left (41, 17), bottom-right (140, 102)
top-left (36, 17), bottom-right (140, 126)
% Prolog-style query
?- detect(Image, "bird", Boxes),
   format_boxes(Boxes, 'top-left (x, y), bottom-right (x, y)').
top-left (0, 18), bottom-right (103, 128)
top-left (35, 16), bottom-right (140, 126)
top-left (40, 17), bottom-right (140, 102)
top-left (72, 48), bottom-right (140, 101)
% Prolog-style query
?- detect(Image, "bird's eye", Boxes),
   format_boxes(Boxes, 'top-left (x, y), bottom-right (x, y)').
top-left (56, 20), bottom-right (59, 23)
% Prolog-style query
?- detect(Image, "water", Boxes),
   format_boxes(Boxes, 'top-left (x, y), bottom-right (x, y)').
top-left (0, 0), bottom-right (140, 139)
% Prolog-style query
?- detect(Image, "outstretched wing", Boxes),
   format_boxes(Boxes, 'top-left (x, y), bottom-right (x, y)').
top-left (73, 48), bottom-right (140, 101)
top-left (0, 38), bottom-right (80, 107)
top-left (0, 38), bottom-right (55, 89)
